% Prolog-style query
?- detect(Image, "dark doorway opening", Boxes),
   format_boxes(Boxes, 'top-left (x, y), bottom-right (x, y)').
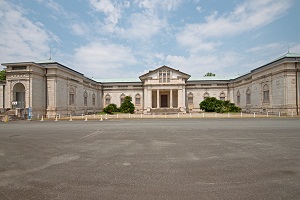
top-left (161, 95), bottom-right (168, 107)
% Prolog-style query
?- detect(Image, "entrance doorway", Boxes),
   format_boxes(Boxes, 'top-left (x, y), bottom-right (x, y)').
top-left (12, 83), bottom-right (25, 108)
top-left (161, 95), bottom-right (168, 107)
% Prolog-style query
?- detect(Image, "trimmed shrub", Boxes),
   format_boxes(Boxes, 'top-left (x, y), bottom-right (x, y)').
top-left (200, 97), bottom-right (241, 113)
top-left (103, 103), bottom-right (118, 114)
top-left (120, 96), bottom-right (135, 114)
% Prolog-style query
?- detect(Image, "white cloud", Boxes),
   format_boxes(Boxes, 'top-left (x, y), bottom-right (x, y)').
top-left (290, 44), bottom-right (300, 53)
top-left (247, 43), bottom-right (282, 53)
top-left (0, 1), bottom-right (57, 62)
top-left (70, 23), bottom-right (90, 37)
top-left (166, 52), bottom-right (240, 77)
top-left (177, 0), bottom-right (292, 53)
top-left (74, 42), bottom-right (137, 78)
top-left (36, 0), bottom-right (70, 18)
top-left (117, 12), bottom-right (166, 40)
top-left (196, 6), bottom-right (202, 13)
top-left (89, 0), bottom-right (122, 33)
top-left (135, 0), bottom-right (182, 11)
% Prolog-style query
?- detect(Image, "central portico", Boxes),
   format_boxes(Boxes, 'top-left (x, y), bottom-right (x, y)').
top-left (139, 66), bottom-right (190, 113)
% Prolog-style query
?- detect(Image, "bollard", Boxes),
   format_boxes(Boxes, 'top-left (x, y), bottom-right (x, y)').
top-left (190, 113), bottom-right (192, 118)
top-left (81, 114), bottom-right (84, 119)
top-left (40, 116), bottom-right (44, 121)
top-left (177, 113), bottom-right (179, 118)
top-left (84, 115), bottom-right (88, 121)
top-left (100, 115), bottom-right (103, 121)
top-left (105, 114), bottom-right (108, 120)
top-left (240, 112), bottom-right (243, 118)
top-left (55, 115), bottom-right (58, 121)
top-left (254, 112), bottom-right (256, 118)
top-left (203, 113), bottom-right (205, 118)
top-left (279, 112), bottom-right (281, 117)
top-left (3, 115), bottom-right (9, 123)
top-left (59, 114), bottom-right (61, 119)
top-left (267, 111), bottom-right (269, 117)
top-left (69, 114), bottom-right (72, 121)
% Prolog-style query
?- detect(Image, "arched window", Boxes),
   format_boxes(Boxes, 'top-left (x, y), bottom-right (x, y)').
top-left (220, 92), bottom-right (226, 101)
top-left (69, 88), bottom-right (75, 105)
top-left (188, 92), bottom-right (193, 104)
top-left (84, 91), bottom-right (88, 106)
top-left (159, 70), bottom-right (170, 83)
top-left (92, 93), bottom-right (96, 106)
top-left (237, 91), bottom-right (240, 105)
top-left (246, 88), bottom-right (251, 104)
top-left (263, 84), bottom-right (270, 103)
top-left (135, 93), bottom-right (141, 105)
top-left (120, 93), bottom-right (126, 105)
top-left (203, 92), bottom-right (209, 100)
top-left (105, 94), bottom-right (111, 105)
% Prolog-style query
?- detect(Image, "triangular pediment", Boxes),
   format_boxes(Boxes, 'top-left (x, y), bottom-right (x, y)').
top-left (139, 65), bottom-right (190, 81)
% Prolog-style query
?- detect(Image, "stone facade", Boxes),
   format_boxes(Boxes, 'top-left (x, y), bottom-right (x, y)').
top-left (1, 53), bottom-right (299, 117)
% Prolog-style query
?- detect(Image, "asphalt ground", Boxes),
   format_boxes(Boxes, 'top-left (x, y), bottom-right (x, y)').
top-left (0, 118), bottom-right (299, 200)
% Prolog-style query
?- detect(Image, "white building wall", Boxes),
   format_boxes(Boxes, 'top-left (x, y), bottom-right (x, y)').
top-left (0, 83), bottom-right (4, 109)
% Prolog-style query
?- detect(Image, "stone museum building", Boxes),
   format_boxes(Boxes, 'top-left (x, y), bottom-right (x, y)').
top-left (0, 53), bottom-right (299, 117)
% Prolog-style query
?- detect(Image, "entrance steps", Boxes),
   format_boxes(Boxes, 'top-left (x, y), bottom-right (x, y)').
top-left (150, 108), bottom-right (180, 114)
top-left (1, 109), bottom-right (22, 121)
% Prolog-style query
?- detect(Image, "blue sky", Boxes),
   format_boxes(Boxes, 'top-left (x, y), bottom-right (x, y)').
top-left (1, 0), bottom-right (299, 79)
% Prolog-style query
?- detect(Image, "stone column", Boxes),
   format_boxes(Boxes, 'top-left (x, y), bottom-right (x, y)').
top-left (148, 89), bottom-right (152, 109)
top-left (157, 89), bottom-right (160, 108)
top-left (178, 89), bottom-right (182, 109)
top-left (143, 87), bottom-right (148, 110)
top-left (182, 86), bottom-right (186, 112)
top-left (170, 89), bottom-right (173, 108)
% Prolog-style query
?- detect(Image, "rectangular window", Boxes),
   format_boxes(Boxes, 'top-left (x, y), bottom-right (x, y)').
top-left (69, 94), bottom-right (74, 105)
top-left (263, 91), bottom-right (269, 103)
top-left (246, 94), bottom-right (251, 104)
top-left (135, 98), bottom-right (141, 105)
top-left (105, 98), bottom-right (110, 105)
top-left (237, 96), bottom-right (240, 105)
top-left (12, 66), bottom-right (26, 70)
top-left (188, 97), bottom-right (193, 104)
top-left (84, 96), bottom-right (87, 106)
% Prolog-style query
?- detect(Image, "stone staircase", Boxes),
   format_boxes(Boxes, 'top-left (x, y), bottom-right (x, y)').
top-left (1, 109), bottom-right (22, 121)
top-left (150, 108), bottom-right (180, 114)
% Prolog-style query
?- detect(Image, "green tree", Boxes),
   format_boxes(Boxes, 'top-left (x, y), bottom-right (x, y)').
top-left (0, 70), bottom-right (6, 80)
top-left (103, 103), bottom-right (118, 114)
top-left (200, 97), bottom-right (219, 112)
top-left (200, 97), bottom-right (241, 113)
top-left (120, 96), bottom-right (135, 114)
top-left (204, 72), bottom-right (215, 77)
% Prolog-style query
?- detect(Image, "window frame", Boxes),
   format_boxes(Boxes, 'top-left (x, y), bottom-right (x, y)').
top-left (263, 84), bottom-right (270, 103)
top-left (246, 88), bottom-right (251, 104)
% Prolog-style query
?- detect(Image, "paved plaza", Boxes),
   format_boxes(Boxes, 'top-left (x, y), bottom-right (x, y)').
top-left (0, 118), bottom-right (300, 199)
